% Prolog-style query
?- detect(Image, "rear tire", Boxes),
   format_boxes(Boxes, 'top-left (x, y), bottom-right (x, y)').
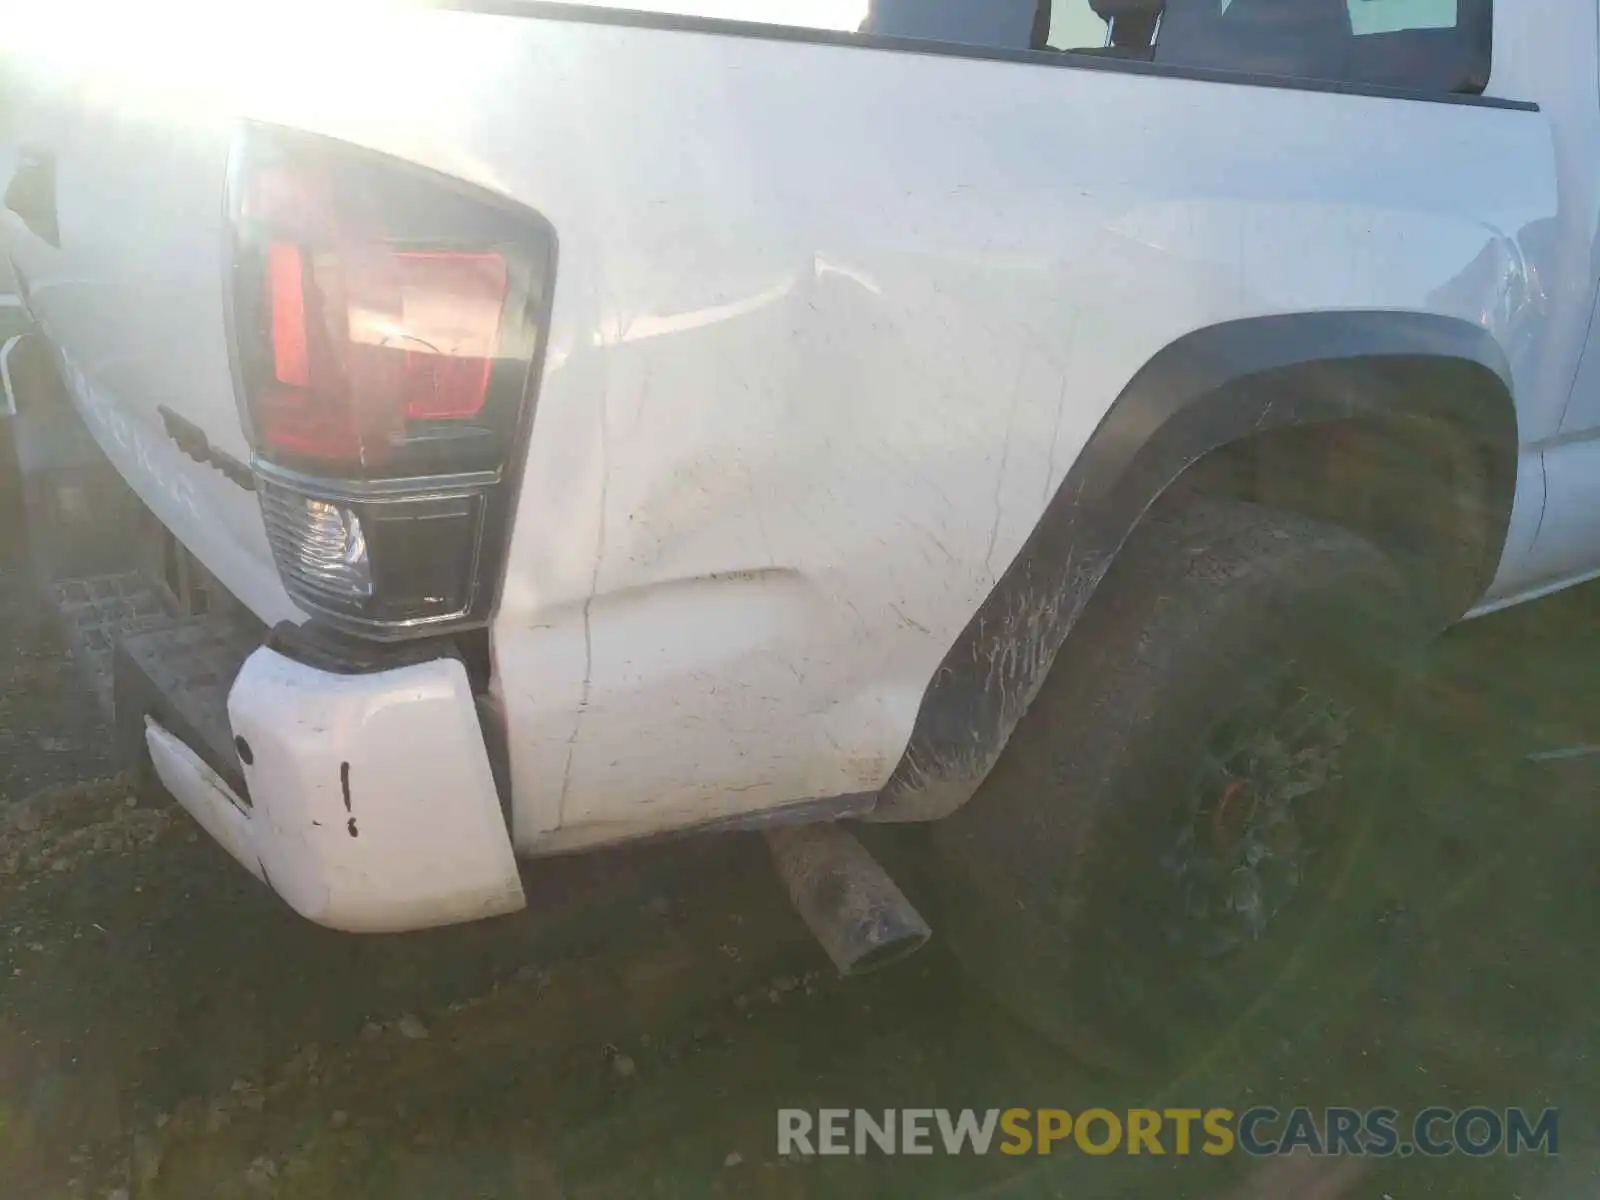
top-left (932, 498), bottom-right (1420, 1073)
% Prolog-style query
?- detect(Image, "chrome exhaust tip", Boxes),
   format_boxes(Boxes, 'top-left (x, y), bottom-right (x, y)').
top-left (764, 822), bottom-right (930, 976)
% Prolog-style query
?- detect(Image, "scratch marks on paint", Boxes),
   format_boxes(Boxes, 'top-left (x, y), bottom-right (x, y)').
top-left (751, 486), bottom-right (777, 568)
top-left (1044, 373), bottom-right (1069, 505)
top-left (984, 357), bottom-right (1028, 577)
top-left (889, 602), bottom-right (931, 636)
top-left (340, 761), bottom-right (358, 838)
top-left (559, 370), bottom-right (611, 825)
top-left (887, 555), bottom-right (1108, 821)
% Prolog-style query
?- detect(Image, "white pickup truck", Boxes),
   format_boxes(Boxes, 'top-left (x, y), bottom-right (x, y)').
top-left (0, 0), bottom-right (1584, 1063)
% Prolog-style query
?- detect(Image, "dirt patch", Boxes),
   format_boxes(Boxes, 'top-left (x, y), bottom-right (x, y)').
top-left (0, 768), bottom-right (829, 1198)
top-left (0, 567), bottom-right (114, 801)
top-left (0, 561), bottom-right (1598, 1197)
top-left (24, 744), bottom-right (1596, 1200)
top-left (0, 775), bottom-right (170, 884)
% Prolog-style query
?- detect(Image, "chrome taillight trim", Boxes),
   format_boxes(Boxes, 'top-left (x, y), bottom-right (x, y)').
top-left (254, 459), bottom-right (501, 504)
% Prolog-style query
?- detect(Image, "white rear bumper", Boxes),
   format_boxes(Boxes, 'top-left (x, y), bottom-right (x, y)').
top-left (146, 647), bottom-right (526, 933)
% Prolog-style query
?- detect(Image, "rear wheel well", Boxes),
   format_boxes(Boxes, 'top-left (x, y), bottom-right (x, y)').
top-left (873, 339), bottom-right (1516, 823)
top-left (1162, 363), bottom-right (1513, 628)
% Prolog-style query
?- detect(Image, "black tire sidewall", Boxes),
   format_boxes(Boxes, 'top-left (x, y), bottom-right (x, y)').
top-left (932, 501), bottom-right (1417, 1072)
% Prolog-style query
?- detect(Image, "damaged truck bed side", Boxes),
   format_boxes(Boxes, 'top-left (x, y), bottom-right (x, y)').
top-left (3, 0), bottom-right (1591, 1060)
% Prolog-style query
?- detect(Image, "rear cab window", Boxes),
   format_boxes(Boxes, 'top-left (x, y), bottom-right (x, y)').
top-left (572, 0), bottom-right (1493, 97)
top-left (1047, 0), bottom-right (1489, 93)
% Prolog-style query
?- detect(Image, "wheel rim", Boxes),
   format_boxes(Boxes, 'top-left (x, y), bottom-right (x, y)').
top-left (1160, 672), bottom-right (1354, 959)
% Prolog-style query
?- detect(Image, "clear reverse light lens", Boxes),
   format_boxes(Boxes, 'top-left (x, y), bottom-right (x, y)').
top-left (261, 484), bottom-right (372, 609)
top-left (306, 499), bottom-right (372, 598)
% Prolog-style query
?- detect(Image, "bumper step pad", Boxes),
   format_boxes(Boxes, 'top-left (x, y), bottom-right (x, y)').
top-left (47, 572), bottom-right (171, 716)
top-left (112, 609), bottom-right (261, 796)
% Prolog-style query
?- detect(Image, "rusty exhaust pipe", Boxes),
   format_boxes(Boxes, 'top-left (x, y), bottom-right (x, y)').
top-left (764, 822), bottom-right (930, 976)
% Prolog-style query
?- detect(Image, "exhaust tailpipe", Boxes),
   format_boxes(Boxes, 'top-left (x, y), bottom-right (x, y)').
top-left (765, 822), bottom-right (930, 976)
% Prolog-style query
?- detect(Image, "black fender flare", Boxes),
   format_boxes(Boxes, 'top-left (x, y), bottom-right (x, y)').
top-left (868, 310), bottom-right (1517, 822)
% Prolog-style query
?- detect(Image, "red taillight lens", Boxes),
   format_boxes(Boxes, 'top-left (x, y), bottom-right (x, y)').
top-left (229, 125), bottom-right (554, 637)
top-left (255, 232), bottom-right (510, 467)
top-left (266, 241), bottom-right (309, 388)
top-left (388, 251), bottom-right (507, 420)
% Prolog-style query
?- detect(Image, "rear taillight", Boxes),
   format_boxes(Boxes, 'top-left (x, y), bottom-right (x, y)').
top-left (227, 125), bottom-right (554, 637)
